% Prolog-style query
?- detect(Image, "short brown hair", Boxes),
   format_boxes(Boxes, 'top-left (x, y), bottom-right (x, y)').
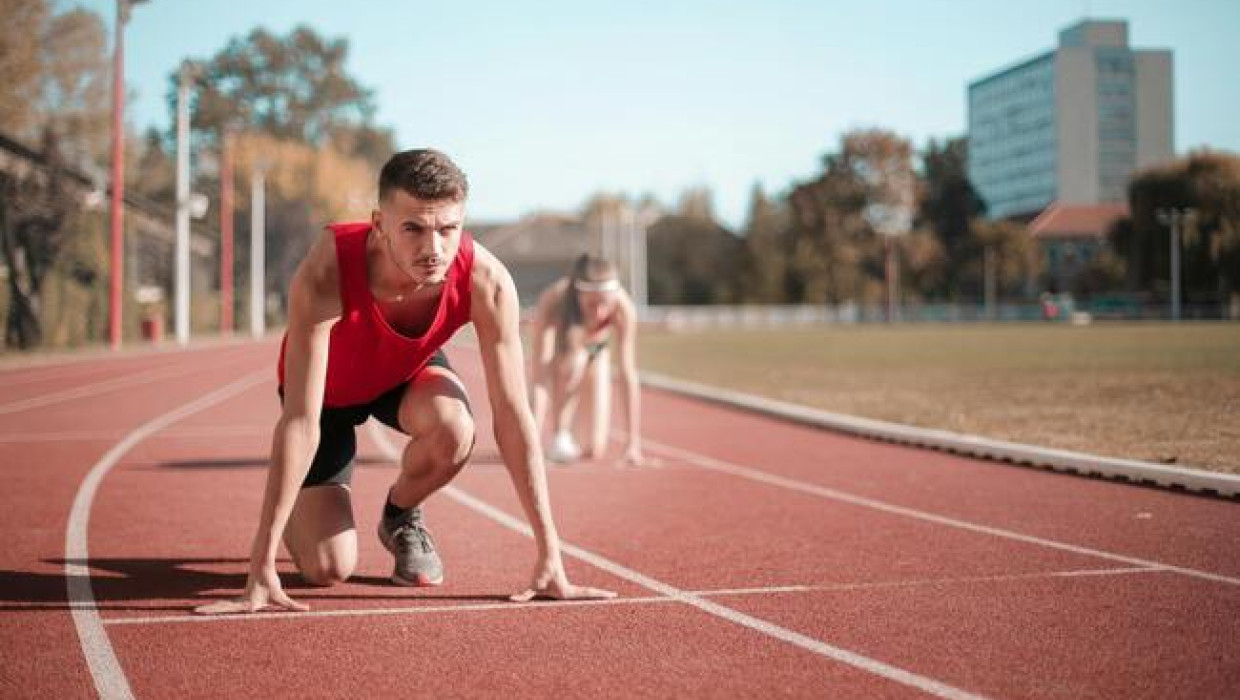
top-left (379, 149), bottom-right (469, 202)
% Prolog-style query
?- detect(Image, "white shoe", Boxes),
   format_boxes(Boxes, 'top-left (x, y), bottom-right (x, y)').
top-left (547, 431), bottom-right (582, 463)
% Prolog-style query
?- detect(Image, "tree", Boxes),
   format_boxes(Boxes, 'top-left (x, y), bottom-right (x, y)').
top-left (157, 26), bottom-right (398, 320)
top-left (917, 137), bottom-right (985, 298)
top-left (39, 8), bottom-right (110, 165)
top-left (784, 129), bottom-right (915, 304)
top-left (0, 0), bottom-right (48, 139)
top-left (969, 218), bottom-right (1041, 298)
top-left (0, 1), bottom-right (109, 162)
top-left (176, 25), bottom-right (392, 161)
top-left (1111, 150), bottom-right (1240, 303)
top-left (1, 131), bottom-right (74, 348)
top-left (648, 191), bottom-right (743, 304)
top-left (0, 2), bottom-right (110, 349)
top-left (897, 229), bottom-right (948, 302)
top-left (677, 185), bottom-right (717, 223)
top-left (737, 183), bottom-right (790, 303)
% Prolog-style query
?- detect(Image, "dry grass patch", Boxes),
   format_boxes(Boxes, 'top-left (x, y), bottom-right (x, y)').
top-left (637, 323), bottom-right (1240, 474)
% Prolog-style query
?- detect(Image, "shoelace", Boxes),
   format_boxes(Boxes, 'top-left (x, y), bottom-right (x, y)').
top-left (393, 521), bottom-right (435, 555)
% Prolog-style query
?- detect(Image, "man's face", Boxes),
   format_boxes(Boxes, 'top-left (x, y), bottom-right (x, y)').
top-left (372, 189), bottom-right (465, 288)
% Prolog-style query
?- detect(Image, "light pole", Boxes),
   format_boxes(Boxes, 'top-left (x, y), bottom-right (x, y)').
top-left (1156, 207), bottom-right (1194, 322)
top-left (250, 162), bottom-right (269, 339)
top-left (107, 0), bottom-right (147, 349)
top-left (174, 62), bottom-right (193, 345)
top-left (862, 165), bottom-right (914, 323)
top-left (864, 201), bottom-right (912, 322)
top-left (220, 129), bottom-right (234, 336)
top-left (632, 203), bottom-right (658, 316)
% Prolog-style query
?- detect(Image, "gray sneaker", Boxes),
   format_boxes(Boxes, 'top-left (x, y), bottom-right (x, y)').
top-left (377, 507), bottom-right (444, 586)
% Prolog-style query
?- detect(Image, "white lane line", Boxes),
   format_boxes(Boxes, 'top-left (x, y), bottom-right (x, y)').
top-left (369, 425), bottom-right (993, 700)
top-left (66, 370), bottom-right (269, 700)
top-left (100, 566), bottom-right (1162, 628)
top-left (700, 567), bottom-right (1163, 598)
top-left (0, 364), bottom-right (117, 389)
top-left (1, 360), bottom-right (237, 415)
top-left (103, 595), bottom-right (675, 626)
top-left (0, 430), bottom-right (126, 443)
top-left (156, 425), bottom-right (271, 438)
top-left (0, 425), bottom-right (270, 444)
top-left (644, 439), bottom-right (1240, 587)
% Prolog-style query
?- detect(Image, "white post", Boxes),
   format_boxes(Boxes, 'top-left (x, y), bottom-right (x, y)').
top-left (623, 205), bottom-right (637, 299)
top-left (1157, 207), bottom-right (1192, 322)
top-left (635, 207), bottom-right (651, 315)
top-left (250, 167), bottom-right (266, 338)
top-left (174, 65), bottom-right (191, 345)
top-left (984, 245), bottom-right (997, 320)
top-left (1170, 214), bottom-right (1182, 322)
top-left (601, 210), bottom-right (613, 261)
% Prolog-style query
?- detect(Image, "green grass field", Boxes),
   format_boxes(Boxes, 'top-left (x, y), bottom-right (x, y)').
top-left (637, 322), bottom-right (1240, 474)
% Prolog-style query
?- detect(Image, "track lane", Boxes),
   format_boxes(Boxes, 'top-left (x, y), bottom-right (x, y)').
top-left (2, 340), bottom-right (1236, 699)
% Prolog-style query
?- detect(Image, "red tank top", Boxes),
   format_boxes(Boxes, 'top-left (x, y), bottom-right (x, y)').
top-left (278, 221), bottom-right (475, 407)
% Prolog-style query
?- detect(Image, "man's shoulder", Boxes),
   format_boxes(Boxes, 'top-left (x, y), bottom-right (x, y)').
top-left (303, 227), bottom-right (343, 287)
top-left (468, 242), bottom-right (513, 287)
top-left (288, 228), bottom-right (345, 319)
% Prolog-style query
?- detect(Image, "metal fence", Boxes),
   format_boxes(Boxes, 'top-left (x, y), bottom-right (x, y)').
top-left (641, 300), bottom-right (1234, 329)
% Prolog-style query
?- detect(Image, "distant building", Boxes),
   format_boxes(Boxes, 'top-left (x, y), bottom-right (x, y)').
top-left (967, 19), bottom-right (1173, 220)
top-left (471, 213), bottom-right (591, 307)
top-left (1027, 202), bottom-right (1127, 292)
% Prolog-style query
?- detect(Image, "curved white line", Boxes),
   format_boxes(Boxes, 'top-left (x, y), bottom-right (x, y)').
top-left (66, 371), bottom-right (268, 699)
top-left (2, 360), bottom-right (240, 416)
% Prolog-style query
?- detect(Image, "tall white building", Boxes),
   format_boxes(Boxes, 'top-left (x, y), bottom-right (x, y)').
top-left (968, 19), bottom-right (1173, 219)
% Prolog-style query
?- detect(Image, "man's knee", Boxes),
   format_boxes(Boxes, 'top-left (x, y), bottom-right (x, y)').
top-left (411, 411), bottom-right (475, 473)
top-left (299, 556), bottom-right (355, 587)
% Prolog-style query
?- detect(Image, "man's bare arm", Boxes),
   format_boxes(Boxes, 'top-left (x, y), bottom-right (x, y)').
top-left (196, 229), bottom-right (340, 614)
top-left (471, 246), bottom-right (614, 601)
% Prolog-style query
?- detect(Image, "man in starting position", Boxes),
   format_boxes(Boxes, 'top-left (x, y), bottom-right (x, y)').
top-left (198, 149), bottom-right (613, 613)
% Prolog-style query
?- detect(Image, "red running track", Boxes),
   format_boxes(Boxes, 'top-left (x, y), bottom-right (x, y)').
top-left (0, 340), bottom-right (1237, 699)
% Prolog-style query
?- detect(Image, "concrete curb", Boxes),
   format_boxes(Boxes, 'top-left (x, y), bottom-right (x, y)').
top-left (641, 372), bottom-right (1240, 500)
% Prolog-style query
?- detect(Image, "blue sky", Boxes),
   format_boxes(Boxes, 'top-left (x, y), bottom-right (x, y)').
top-left (76, 0), bottom-right (1240, 227)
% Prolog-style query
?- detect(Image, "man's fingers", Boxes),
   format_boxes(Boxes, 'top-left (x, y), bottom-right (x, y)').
top-left (193, 599), bottom-right (254, 616)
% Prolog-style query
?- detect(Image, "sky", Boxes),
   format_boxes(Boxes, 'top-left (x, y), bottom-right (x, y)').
top-left (74, 0), bottom-right (1240, 228)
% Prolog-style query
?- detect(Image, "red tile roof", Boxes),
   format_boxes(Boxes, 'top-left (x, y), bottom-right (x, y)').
top-left (1027, 202), bottom-right (1128, 239)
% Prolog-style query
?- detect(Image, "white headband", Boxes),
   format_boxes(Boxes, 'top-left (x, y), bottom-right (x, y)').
top-left (573, 278), bottom-right (620, 293)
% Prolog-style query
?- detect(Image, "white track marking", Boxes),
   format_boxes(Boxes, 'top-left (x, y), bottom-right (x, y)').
top-left (1, 360), bottom-right (238, 415)
top-left (0, 430), bottom-right (127, 443)
top-left (699, 566), bottom-right (1163, 597)
top-left (66, 371), bottom-right (268, 700)
top-left (0, 425), bottom-right (270, 444)
top-left (103, 595), bottom-right (675, 626)
top-left (101, 566), bottom-right (1161, 627)
top-left (644, 439), bottom-right (1240, 587)
top-left (369, 425), bottom-right (994, 700)
top-left (0, 364), bottom-right (117, 389)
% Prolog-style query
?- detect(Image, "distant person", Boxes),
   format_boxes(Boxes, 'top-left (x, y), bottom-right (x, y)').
top-left (1040, 292), bottom-right (1060, 321)
top-left (528, 255), bottom-right (649, 466)
top-left (197, 149), bottom-right (613, 615)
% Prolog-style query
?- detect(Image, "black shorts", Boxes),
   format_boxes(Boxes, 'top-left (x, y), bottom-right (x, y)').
top-left (279, 350), bottom-right (459, 488)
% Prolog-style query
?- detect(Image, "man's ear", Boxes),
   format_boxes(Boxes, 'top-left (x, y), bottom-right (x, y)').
top-left (370, 207), bottom-right (383, 233)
